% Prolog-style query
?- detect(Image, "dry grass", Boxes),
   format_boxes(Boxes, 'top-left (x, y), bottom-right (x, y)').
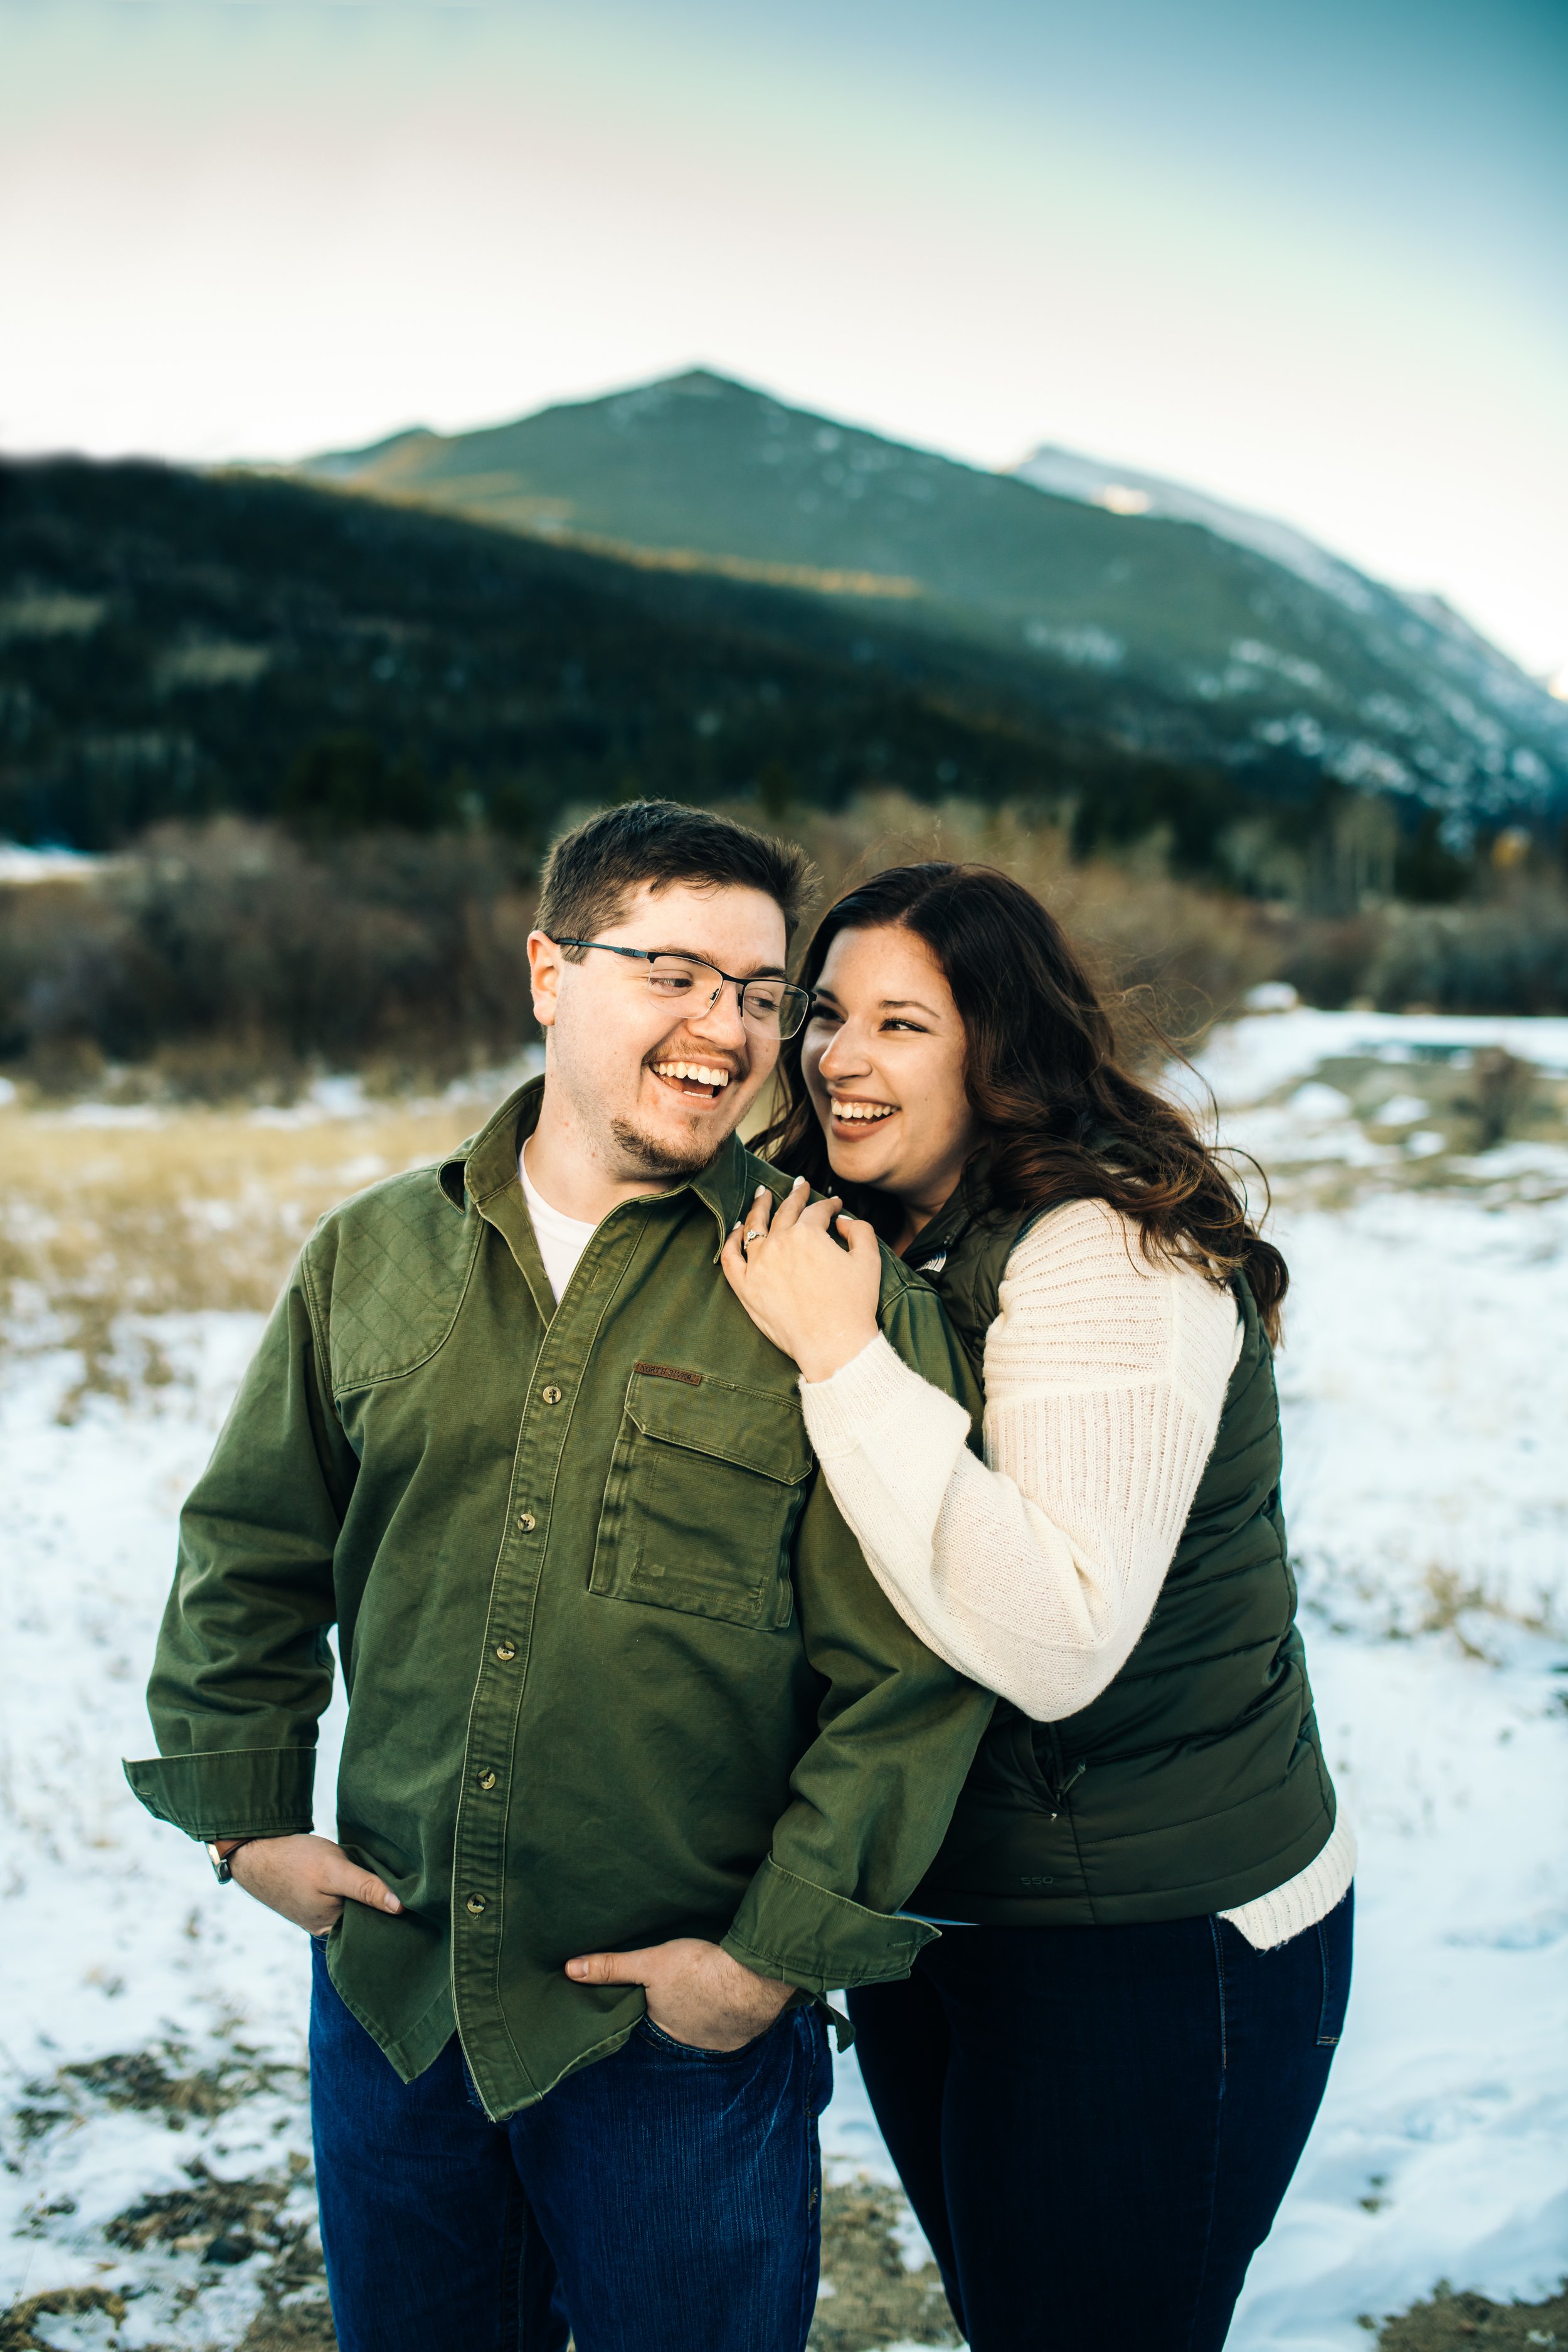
top-left (1372, 2278), bottom-right (1568, 2347)
top-left (778, 793), bottom-right (1283, 1060)
top-left (0, 1094), bottom-right (501, 1409)
top-left (1419, 1565), bottom-right (1564, 1653)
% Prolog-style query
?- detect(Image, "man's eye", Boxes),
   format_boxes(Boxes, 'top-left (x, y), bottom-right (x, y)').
top-left (649, 972), bottom-right (696, 993)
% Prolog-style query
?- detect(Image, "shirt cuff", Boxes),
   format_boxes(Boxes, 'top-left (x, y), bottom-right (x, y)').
top-left (721, 1855), bottom-right (938, 1995)
top-left (799, 1332), bottom-right (969, 1463)
top-left (122, 1747), bottom-right (316, 1842)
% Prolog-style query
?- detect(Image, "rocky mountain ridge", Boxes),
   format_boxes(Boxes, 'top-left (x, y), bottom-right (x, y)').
top-left (310, 369), bottom-right (1568, 835)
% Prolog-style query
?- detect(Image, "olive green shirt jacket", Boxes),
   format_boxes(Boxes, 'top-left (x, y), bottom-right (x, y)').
top-left (126, 1080), bottom-right (993, 2119)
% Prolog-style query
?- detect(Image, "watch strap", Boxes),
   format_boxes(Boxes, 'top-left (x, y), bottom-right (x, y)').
top-left (206, 1835), bottom-right (266, 1885)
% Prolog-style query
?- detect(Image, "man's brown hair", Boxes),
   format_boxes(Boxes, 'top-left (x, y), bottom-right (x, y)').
top-left (536, 800), bottom-right (817, 953)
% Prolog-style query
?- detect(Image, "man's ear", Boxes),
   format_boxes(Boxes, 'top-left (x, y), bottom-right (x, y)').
top-left (527, 931), bottom-right (564, 1030)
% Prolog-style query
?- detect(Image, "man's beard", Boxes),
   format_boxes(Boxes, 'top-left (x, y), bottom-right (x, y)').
top-left (608, 1114), bottom-right (720, 1181)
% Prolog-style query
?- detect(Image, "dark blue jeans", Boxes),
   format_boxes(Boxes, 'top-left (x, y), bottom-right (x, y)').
top-left (849, 1890), bottom-right (1352, 2352)
top-left (308, 1941), bottom-right (833, 2352)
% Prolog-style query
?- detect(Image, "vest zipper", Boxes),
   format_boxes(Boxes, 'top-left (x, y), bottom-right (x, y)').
top-left (1037, 1722), bottom-right (1085, 1818)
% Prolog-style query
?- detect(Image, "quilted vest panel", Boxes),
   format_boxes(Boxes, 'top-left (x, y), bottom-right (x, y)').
top-left (904, 1173), bottom-right (1335, 1926)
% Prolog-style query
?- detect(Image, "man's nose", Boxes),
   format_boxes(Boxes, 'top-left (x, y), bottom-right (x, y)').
top-left (686, 980), bottom-right (749, 1051)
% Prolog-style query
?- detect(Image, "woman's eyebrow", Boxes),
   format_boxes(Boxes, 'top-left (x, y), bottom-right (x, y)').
top-left (879, 996), bottom-right (940, 1014)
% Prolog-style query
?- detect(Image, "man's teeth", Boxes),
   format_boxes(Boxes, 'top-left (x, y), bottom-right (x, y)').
top-left (832, 1099), bottom-right (896, 1123)
top-left (653, 1061), bottom-right (731, 1089)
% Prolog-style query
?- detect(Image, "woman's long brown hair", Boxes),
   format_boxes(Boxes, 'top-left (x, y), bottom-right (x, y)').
top-left (756, 862), bottom-right (1288, 1342)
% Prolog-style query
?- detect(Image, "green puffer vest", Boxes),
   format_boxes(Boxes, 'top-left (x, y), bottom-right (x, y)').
top-left (903, 1163), bottom-right (1337, 1926)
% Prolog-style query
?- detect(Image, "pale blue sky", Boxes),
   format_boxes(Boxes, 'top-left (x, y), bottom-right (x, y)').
top-left (2, 0), bottom-right (1564, 677)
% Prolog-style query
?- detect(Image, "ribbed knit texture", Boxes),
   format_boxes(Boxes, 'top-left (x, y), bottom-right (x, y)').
top-left (800, 1197), bottom-right (1353, 1951)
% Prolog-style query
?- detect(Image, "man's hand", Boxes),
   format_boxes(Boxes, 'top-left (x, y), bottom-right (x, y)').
top-left (564, 1937), bottom-right (795, 2051)
top-left (228, 1833), bottom-right (402, 1936)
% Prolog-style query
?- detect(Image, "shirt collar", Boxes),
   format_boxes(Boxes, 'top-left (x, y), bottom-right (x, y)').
top-left (440, 1074), bottom-right (751, 1247)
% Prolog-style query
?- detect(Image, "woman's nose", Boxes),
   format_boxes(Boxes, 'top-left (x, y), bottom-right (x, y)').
top-left (817, 1025), bottom-right (871, 1078)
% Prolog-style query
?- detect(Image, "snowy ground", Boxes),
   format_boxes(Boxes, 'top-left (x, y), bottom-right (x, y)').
top-left (2, 1011), bottom-right (1565, 2348)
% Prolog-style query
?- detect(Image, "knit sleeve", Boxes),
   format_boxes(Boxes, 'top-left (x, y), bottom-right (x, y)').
top-left (797, 1199), bottom-right (1242, 1722)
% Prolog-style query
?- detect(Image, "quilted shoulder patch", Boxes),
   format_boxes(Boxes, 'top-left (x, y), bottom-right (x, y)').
top-left (306, 1170), bottom-right (481, 1396)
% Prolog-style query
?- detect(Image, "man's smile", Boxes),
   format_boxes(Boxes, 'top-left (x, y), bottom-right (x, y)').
top-left (650, 1057), bottom-right (736, 1103)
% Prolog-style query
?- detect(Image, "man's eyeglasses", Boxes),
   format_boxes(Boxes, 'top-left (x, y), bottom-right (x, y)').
top-left (549, 938), bottom-right (812, 1041)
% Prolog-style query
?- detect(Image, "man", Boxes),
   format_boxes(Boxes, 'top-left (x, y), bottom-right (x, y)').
top-left (126, 800), bottom-right (992, 2352)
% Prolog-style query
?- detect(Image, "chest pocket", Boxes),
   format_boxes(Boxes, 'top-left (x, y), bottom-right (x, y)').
top-left (590, 1367), bottom-right (813, 1631)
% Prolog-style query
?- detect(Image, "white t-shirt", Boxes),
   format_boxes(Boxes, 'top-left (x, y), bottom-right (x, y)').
top-left (519, 1144), bottom-right (600, 1303)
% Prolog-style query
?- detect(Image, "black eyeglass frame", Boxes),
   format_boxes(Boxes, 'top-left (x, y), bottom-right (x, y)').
top-left (548, 936), bottom-right (813, 1040)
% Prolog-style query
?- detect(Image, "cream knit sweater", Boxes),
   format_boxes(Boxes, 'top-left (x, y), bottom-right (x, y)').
top-left (800, 1197), bottom-right (1353, 1951)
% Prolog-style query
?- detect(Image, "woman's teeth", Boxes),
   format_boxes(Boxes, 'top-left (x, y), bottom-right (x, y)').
top-left (831, 1099), bottom-right (896, 1123)
top-left (653, 1060), bottom-right (731, 1092)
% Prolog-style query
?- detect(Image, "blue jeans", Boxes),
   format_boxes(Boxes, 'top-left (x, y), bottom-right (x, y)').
top-left (308, 1941), bottom-right (833, 2352)
top-left (849, 1890), bottom-right (1353, 2352)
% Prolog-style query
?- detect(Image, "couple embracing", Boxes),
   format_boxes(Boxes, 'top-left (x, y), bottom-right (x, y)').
top-left (129, 798), bottom-right (1352, 2352)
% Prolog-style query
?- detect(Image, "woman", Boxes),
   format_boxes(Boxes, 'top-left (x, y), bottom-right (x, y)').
top-left (720, 863), bottom-right (1352, 2352)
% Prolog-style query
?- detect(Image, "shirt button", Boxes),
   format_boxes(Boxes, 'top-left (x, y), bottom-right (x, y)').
top-left (494, 1640), bottom-right (517, 1662)
top-left (477, 1770), bottom-right (497, 1792)
top-left (465, 1894), bottom-right (487, 1915)
top-left (516, 1511), bottom-right (536, 1532)
top-left (541, 1384), bottom-right (563, 1405)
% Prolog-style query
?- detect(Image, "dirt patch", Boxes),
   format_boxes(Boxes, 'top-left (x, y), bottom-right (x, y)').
top-left (1375, 2280), bottom-right (1568, 2348)
top-left (2, 2041), bottom-right (331, 2352)
top-left (239, 2312), bottom-right (341, 2351)
top-left (60, 2043), bottom-right (295, 2121)
top-left (107, 2154), bottom-right (295, 2259)
top-left (809, 2180), bottom-right (959, 2350)
top-left (0, 2288), bottom-right (127, 2352)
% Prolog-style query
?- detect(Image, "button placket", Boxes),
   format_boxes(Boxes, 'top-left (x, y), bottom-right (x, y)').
top-left (451, 1202), bottom-right (652, 2101)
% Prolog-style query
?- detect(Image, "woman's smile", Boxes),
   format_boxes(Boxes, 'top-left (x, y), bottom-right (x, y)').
top-left (827, 1093), bottom-right (899, 1133)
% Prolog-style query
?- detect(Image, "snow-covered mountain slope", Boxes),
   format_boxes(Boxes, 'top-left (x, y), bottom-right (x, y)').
top-left (307, 371), bottom-right (1568, 831)
top-left (1016, 442), bottom-right (1568, 815)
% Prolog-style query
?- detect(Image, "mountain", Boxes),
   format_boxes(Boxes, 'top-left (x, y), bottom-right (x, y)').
top-left (0, 455), bottom-right (1200, 853)
top-left (307, 369), bottom-right (1568, 834)
top-left (1014, 441), bottom-right (1564, 785)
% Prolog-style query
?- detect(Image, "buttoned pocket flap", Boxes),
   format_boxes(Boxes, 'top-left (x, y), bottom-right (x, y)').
top-left (623, 1371), bottom-right (813, 1486)
top-left (591, 1371), bottom-right (813, 1629)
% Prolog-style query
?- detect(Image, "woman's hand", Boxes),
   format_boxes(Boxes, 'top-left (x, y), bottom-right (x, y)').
top-left (720, 1176), bottom-right (882, 1383)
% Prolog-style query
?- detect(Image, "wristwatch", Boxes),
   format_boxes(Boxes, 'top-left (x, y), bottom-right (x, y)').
top-left (206, 1836), bottom-right (265, 1885)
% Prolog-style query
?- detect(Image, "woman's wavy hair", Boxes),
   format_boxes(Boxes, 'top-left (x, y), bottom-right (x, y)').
top-left (757, 861), bottom-right (1288, 1341)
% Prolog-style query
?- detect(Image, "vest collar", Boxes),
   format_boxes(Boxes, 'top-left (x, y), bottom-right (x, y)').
top-left (901, 1150), bottom-right (1000, 1276)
